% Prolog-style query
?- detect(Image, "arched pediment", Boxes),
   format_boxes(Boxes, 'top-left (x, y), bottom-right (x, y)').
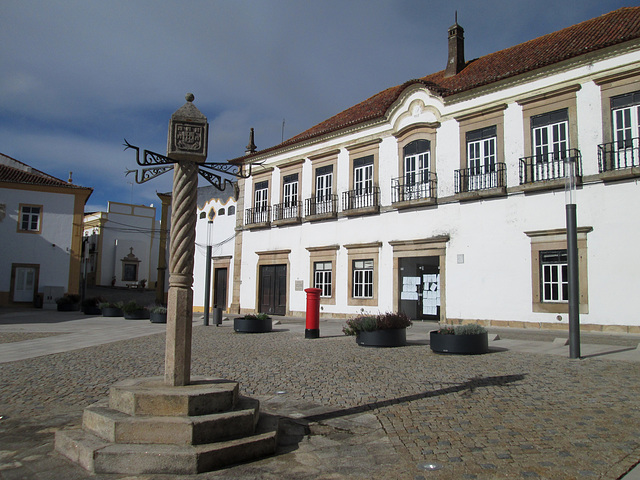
top-left (388, 84), bottom-right (444, 135)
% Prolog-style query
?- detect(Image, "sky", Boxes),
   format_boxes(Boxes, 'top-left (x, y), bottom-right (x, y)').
top-left (0, 0), bottom-right (632, 216)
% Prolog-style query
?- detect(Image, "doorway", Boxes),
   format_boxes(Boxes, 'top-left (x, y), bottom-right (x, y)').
top-left (12, 264), bottom-right (39, 303)
top-left (259, 264), bottom-right (287, 315)
top-left (398, 256), bottom-right (440, 321)
top-left (213, 267), bottom-right (228, 311)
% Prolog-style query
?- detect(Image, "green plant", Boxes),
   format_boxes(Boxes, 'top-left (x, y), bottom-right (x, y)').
top-left (244, 313), bottom-right (271, 320)
top-left (343, 312), bottom-right (411, 336)
top-left (436, 326), bottom-right (456, 335)
top-left (56, 294), bottom-right (80, 305)
top-left (436, 324), bottom-right (487, 335)
top-left (123, 300), bottom-right (144, 314)
top-left (81, 296), bottom-right (105, 309)
top-left (148, 305), bottom-right (167, 314)
top-left (99, 301), bottom-right (124, 309)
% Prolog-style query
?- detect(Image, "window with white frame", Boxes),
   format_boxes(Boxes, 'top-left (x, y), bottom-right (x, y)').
top-left (313, 261), bottom-right (332, 297)
top-left (19, 205), bottom-right (42, 232)
top-left (254, 181), bottom-right (268, 210)
top-left (283, 174), bottom-right (298, 207)
top-left (315, 165), bottom-right (333, 201)
top-left (611, 90), bottom-right (640, 149)
top-left (403, 140), bottom-right (430, 199)
top-left (540, 250), bottom-right (568, 302)
top-left (467, 126), bottom-right (496, 174)
top-left (532, 109), bottom-right (569, 162)
top-left (352, 259), bottom-right (374, 298)
top-left (353, 156), bottom-right (373, 196)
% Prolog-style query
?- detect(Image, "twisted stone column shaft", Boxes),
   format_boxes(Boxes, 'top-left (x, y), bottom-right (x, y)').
top-left (165, 161), bottom-right (198, 386)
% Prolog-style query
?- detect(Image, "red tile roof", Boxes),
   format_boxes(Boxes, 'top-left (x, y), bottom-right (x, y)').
top-left (232, 7), bottom-right (640, 163)
top-left (0, 153), bottom-right (90, 190)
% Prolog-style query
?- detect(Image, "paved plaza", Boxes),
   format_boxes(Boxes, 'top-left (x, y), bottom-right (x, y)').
top-left (0, 307), bottom-right (639, 479)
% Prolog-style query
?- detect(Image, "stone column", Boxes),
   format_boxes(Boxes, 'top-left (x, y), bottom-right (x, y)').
top-left (164, 94), bottom-right (208, 386)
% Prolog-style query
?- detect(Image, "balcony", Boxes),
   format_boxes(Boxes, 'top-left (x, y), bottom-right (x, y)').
top-left (342, 187), bottom-right (380, 216)
top-left (244, 206), bottom-right (270, 229)
top-left (272, 201), bottom-right (302, 226)
top-left (598, 138), bottom-right (640, 181)
top-left (391, 172), bottom-right (437, 209)
top-left (305, 194), bottom-right (338, 221)
top-left (519, 149), bottom-right (582, 190)
top-left (454, 163), bottom-right (507, 200)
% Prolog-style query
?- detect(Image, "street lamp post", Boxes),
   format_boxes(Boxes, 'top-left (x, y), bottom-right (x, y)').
top-left (203, 212), bottom-right (214, 326)
top-left (565, 154), bottom-right (580, 359)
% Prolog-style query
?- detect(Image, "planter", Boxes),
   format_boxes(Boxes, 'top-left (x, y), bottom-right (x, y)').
top-left (429, 331), bottom-right (489, 355)
top-left (124, 309), bottom-right (149, 320)
top-left (234, 317), bottom-right (272, 333)
top-left (101, 307), bottom-right (123, 317)
top-left (83, 306), bottom-right (102, 315)
top-left (57, 303), bottom-right (80, 312)
top-left (356, 328), bottom-right (407, 347)
top-left (150, 312), bottom-right (167, 324)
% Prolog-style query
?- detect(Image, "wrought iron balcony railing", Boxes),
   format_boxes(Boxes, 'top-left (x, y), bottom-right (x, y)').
top-left (342, 186), bottom-right (380, 212)
top-left (519, 148), bottom-right (582, 184)
top-left (598, 137), bottom-right (640, 172)
top-left (391, 172), bottom-right (437, 203)
top-left (272, 201), bottom-right (302, 222)
top-left (454, 163), bottom-right (506, 194)
top-left (305, 194), bottom-right (338, 217)
top-left (245, 206), bottom-right (270, 226)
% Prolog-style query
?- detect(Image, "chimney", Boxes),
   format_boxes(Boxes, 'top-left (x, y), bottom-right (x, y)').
top-left (245, 127), bottom-right (257, 154)
top-left (444, 13), bottom-right (465, 77)
top-left (68, 171), bottom-right (73, 183)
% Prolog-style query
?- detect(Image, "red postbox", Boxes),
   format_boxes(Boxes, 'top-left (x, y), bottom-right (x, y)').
top-left (304, 288), bottom-right (321, 338)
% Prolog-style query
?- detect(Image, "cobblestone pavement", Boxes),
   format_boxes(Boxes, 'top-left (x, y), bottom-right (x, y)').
top-left (0, 314), bottom-right (639, 479)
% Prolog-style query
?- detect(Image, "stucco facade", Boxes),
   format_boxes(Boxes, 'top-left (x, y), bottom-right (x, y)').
top-left (230, 8), bottom-right (640, 332)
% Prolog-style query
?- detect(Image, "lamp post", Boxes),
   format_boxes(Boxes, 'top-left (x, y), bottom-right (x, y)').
top-left (565, 153), bottom-right (580, 359)
top-left (203, 210), bottom-right (214, 326)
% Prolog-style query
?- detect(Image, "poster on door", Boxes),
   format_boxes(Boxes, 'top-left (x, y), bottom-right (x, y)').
top-left (401, 276), bottom-right (420, 301)
top-left (422, 274), bottom-right (440, 315)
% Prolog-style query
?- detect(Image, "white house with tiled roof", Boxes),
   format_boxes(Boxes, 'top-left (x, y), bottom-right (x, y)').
top-left (0, 153), bottom-right (92, 307)
top-left (230, 7), bottom-right (640, 333)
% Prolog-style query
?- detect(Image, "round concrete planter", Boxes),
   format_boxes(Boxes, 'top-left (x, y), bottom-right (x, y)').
top-left (149, 312), bottom-right (167, 324)
top-left (123, 309), bottom-right (149, 320)
top-left (101, 307), bottom-right (123, 317)
top-left (356, 328), bottom-right (407, 347)
top-left (429, 331), bottom-right (489, 355)
top-left (57, 303), bottom-right (80, 312)
top-left (234, 317), bottom-right (272, 333)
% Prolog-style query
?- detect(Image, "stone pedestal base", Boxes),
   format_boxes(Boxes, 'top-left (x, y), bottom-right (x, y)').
top-left (55, 376), bottom-right (278, 474)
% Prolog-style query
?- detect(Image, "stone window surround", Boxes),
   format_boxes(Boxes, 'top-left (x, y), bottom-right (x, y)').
top-left (277, 159), bottom-right (304, 204)
top-left (309, 150), bottom-right (339, 198)
top-left (345, 242), bottom-right (381, 307)
top-left (17, 203), bottom-right (43, 234)
top-left (346, 140), bottom-right (381, 191)
top-left (525, 227), bottom-right (591, 314)
top-left (306, 245), bottom-right (339, 305)
top-left (250, 168), bottom-right (273, 208)
top-left (517, 85), bottom-right (580, 158)
top-left (394, 123), bottom-right (438, 177)
top-left (455, 105), bottom-right (506, 170)
top-left (595, 68), bottom-right (640, 144)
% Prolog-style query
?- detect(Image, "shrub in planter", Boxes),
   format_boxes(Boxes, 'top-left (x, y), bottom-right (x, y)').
top-left (343, 312), bottom-right (412, 347)
top-left (148, 305), bottom-right (167, 324)
top-left (234, 313), bottom-right (272, 333)
top-left (122, 301), bottom-right (149, 320)
top-left (430, 324), bottom-right (489, 355)
top-left (99, 301), bottom-right (124, 317)
top-left (56, 294), bottom-right (81, 312)
top-left (82, 296), bottom-right (104, 315)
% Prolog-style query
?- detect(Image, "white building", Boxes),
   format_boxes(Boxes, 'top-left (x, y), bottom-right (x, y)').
top-left (230, 7), bottom-right (640, 333)
top-left (83, 202), bottom-right (161, 289)
top-left (0, 153), bottom-right (92, 306)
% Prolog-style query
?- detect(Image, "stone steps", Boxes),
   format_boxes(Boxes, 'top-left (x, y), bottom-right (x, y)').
top-left (55, 376), bottom-right (278, 474)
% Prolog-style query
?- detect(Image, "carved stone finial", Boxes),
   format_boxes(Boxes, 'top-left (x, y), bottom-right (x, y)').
top-left (185, 93), bottom-right (195, 102)
top-left (245, 127), bottom-right (257, 154)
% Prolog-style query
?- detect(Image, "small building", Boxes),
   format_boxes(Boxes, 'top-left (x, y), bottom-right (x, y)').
top-left (0, 153), bottom-right (92, 306)
top-left (83, 202), bottom-right (161, 289)
top-left (229, 7), bottom-right (640, 333)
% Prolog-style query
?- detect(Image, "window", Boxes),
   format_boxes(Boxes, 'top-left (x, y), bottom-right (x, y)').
top-left (283, 174), bottom-right (298, 207)
top-left (403, 140), bottom-right (431, 199)
top-left (314, 261), bottom-right (332, 298)
top-left (199, 212), bottom-right (206, 219)
top-left (467, 126), bottom-right (496, 174)
top-left (611, 90), bottom-right (640, 149)
top-left (123, 263), bottom-right (138, 282)
top-left (228, 206), bottom-right (235, 216)
top-left (353, 156), bottom-right (374, 196)
top-left (532, 109), bottom-right (569, 162)
top-left (218, 208), bottom-right (225, 216)
top-left (254, 180), bottom-right (268, 211)
top-left (353, 259), bottom-right (374, 298)
top-left (315, 165), bottom-right (333, 201)
top-left (540, 250), bottom-right (568, 302)
top-left (19, 205), bottom-right (42, 232)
